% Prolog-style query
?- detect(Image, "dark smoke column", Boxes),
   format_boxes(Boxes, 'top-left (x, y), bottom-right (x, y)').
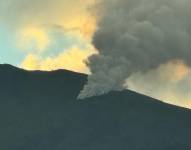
top-left (78, 0), bottom-right (191, 99)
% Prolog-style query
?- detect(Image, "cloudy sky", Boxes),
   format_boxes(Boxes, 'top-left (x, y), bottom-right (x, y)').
top-left (0, 0), bottom-right (96, 73)
top-left (1, 0), bottom-right (191, 109)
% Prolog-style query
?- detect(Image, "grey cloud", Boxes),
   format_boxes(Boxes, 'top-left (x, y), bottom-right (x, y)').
top-left (78, 0), bottom-right (191, 99)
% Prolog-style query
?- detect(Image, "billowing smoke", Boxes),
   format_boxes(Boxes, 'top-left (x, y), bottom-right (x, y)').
top-left (78, 0), bottom-right (191, 99)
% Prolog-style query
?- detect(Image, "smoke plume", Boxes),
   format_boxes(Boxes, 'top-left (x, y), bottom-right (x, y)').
top-left (78, 0), bottom-right (191, 99)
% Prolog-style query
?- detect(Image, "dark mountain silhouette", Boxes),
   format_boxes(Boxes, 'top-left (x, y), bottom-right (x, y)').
top-left (0, 64), bottom-right (191, 150)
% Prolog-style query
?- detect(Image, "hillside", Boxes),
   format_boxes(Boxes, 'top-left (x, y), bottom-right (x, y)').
top-left (0, 64), bottom-right (191, 150)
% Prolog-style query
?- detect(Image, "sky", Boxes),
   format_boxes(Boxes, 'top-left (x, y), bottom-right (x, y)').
top-left (0, 0), bottom-right (96, 73)
top-left (1, 0), bottom-right (191, 109)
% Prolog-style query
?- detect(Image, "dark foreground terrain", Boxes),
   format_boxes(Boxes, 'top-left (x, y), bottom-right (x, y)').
top-left (0, 64), bottom-right (191, 150)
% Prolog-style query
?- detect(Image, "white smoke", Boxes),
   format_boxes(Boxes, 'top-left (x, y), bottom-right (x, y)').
top-left (78, 0), bottom-right (191, 99)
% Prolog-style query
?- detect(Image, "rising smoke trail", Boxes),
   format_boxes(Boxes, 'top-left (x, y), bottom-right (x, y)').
top-left (78, 0), bottom-right (191, 99)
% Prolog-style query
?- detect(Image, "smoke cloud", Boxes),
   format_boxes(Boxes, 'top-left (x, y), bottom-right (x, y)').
top-left (78, 0), bottom-right (191, 99)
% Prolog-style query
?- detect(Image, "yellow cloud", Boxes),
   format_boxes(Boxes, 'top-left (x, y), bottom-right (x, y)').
top-left (126, 60), bottom-right (191, 109)
top-left (16, 0), bottom-right (98, 74)
top-left (20, 46), bottom-right (96, 74)
top-left (12, 0), bottom-right (98, 64)
top-left (161, 60), bottom-right (190, 83)
top-left (18, 26), bottom-right (50, 52)
top-left (172, 61), bottom-right (190, 82)
top-left (61, 10), bottom-right (97, 39)
top-left (3, 0), bottom-right (97, 39)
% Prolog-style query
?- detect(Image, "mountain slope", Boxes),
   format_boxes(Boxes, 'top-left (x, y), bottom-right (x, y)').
top-left (0, 64), bottom-right (191, 150)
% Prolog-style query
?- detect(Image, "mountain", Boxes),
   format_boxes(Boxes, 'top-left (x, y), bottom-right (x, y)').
top-left (0, 64), bottom-right (191, 150)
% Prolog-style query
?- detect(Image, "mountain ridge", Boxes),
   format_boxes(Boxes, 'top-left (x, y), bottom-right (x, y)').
top-left (0, 64), bottom-right (191, 150)
top-left (0, 63), bottom-right (189, 109)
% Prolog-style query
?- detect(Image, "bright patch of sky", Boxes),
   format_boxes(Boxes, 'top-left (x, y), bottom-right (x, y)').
top-left (42, 30), bottom-right (90, 58)
top-left (0, 26), bottom-right (24, 65)
top-left (0, 25), bottom-right (92, 67)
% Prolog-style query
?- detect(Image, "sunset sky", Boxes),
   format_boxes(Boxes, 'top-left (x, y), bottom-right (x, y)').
top-left (0, 0), bottom-right (96, 73)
